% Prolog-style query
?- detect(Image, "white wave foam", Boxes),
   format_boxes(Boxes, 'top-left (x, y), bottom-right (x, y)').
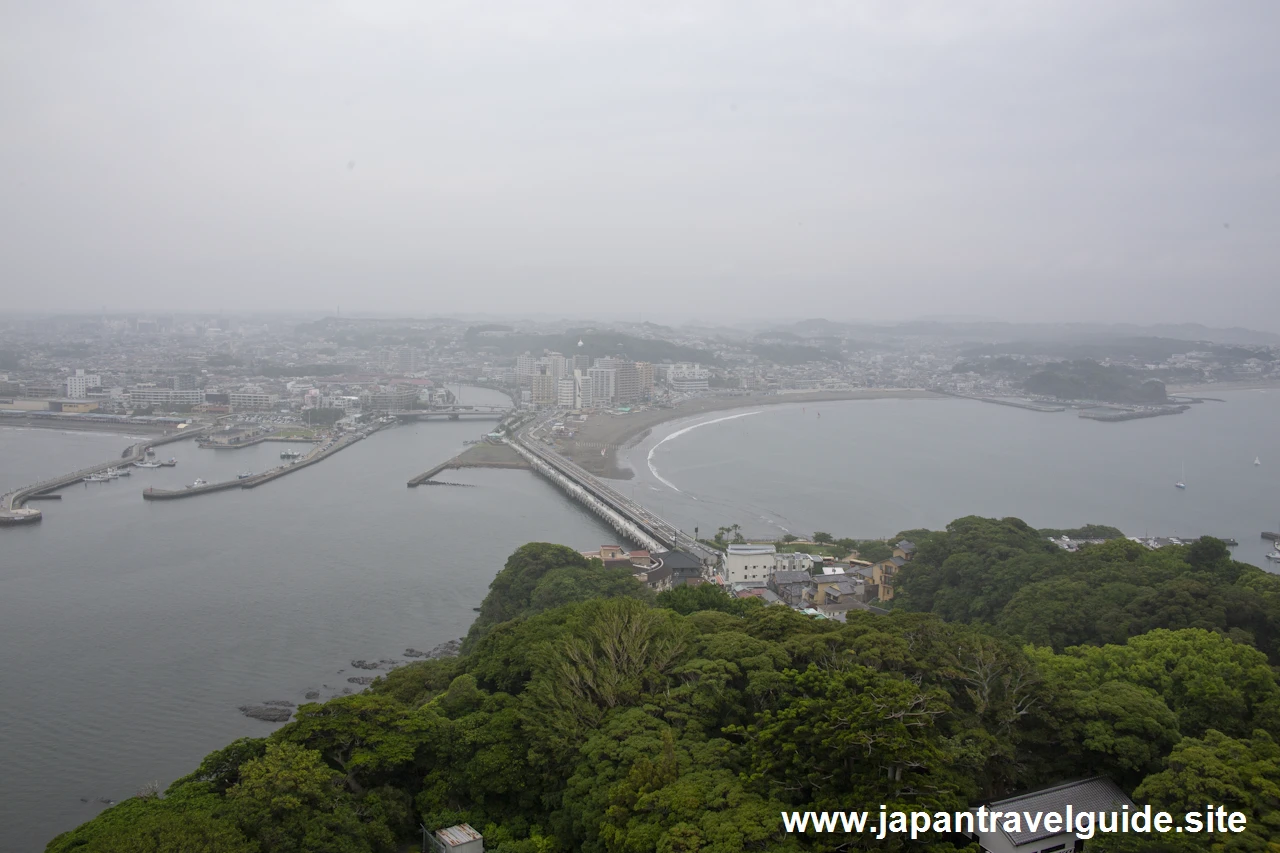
top-left (646, 411), bottom-right (761, 493)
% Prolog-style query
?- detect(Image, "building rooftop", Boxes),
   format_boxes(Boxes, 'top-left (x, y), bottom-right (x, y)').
top-left (435, 824), bottom-right (483, 847)
top-left (981, 778), bottom-right (1133, 847)
top-left (726, 543), bottom-right (776, 555)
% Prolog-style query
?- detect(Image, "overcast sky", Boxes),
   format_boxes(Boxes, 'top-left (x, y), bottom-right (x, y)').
top-left (2, 2), bottom-right (1276, 327)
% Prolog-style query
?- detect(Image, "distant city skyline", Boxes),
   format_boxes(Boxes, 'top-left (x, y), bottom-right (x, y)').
top-left (3, 2), bottom-right (1277, 329)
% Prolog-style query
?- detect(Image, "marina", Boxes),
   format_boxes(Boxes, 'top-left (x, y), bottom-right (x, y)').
top-left (0, 426), bottom-right (211, 525)
top-left (142, 427), bottom-right (378, 500)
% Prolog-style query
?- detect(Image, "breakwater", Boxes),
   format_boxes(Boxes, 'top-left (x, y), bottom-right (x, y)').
top-left (1078, 405), bottom-right (1191, 422)
top-left (1, 426), bottom-right (212, 525)
top-left (931, 390), bottom-right (1066, 412)
top-left (407, 442), bottom-right (529, 486)
top-left (143, 428), bottom-right (374, 500)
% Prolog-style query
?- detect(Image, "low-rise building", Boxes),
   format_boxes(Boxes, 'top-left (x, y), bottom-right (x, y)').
top-left (724, 543), bottom-right (777, 583)
top-left (968, 777), bottom-right (1133, 853)
top-left (229, 390), bottom-right (279, 411)
top-left (871, 556), bottom-right (906, 601)
top-left (768, 569), bottom-right (813, 607)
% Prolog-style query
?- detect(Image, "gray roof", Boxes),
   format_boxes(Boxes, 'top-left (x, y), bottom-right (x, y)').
top-left (983, 778), bottom-right (1134, 846)
top-left (896, 539), bottom-right (917, 552)
top-left (771, 570), bottom-right (811, 585)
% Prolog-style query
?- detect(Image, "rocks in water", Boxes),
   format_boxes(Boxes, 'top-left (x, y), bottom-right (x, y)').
top-left (304, 690), bottom-right (320, 700)
top-left (342, 687), bottom-right (353, 694)
top-left (347, 676), bottom-right (375, 685)
top-left (431, 639), bottom-right (462, 658)
top-left (350, 659), bottom-right (382, 670)
top-left (96, 797), bottom-right (115, 805)
top-left (404, 640), bottom-right (462, 660)
top-left (239, 704), bottom-right (293, 723)
top-left (262, 700), bottom-right (295, 708)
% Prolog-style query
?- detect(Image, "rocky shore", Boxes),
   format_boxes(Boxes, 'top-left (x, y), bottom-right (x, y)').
top-left (237, 640), bottom-right (463, 722)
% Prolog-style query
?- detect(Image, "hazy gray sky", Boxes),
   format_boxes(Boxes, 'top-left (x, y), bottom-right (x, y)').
top-left (2, 2), bottom-right (1277, 327)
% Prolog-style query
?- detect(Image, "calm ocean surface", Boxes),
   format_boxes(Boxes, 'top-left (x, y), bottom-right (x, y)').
top-left (3, 388), bottom-right (1279, 849)
top-left (0, 387), bottom-right (615, 852)
top-left (618, 389), bottom-right (1280, 569)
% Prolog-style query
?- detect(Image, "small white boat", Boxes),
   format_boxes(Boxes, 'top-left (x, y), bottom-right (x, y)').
top-left (237, 472), bottom-right (254, 479)
top-left (134, 461), bottom-right (162, 469)
top-left (1266, 550), bottom-right (1280, 562)
top-left (185, 478), bottom-right (208, 489)
top-left (1175, 461), bottom-right (1186, 490)
top-left (84, 473), bottom-right (111, 482)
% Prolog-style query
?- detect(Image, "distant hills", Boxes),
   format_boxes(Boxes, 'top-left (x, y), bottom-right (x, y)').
top-left (778, 319), bottom-right (1280, 347)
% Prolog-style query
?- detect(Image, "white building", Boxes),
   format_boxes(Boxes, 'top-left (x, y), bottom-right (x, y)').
top-left (65, 370), bottom-right (101, 399)
top-left (229, 390), bottom-right (279, 411)
top-left (666, 363), bottom-right (710, 393)
top-left (573, 369), bottom-right (594, 408)
top-left (775, 552), bottom-right (816, 572)
top-left (557, 377), bottom-right (576, 408)
top-left (587, 367), bottom-right (616, 406)
top-left (723, 543), bottom-right (777, 583)
top-left (127, 387), bottom-right (204, 408)
top-left (515, 355), bottom-right (537, 386)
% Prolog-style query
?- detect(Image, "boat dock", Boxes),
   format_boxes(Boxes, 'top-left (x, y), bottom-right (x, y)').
top-left (1, 426), bottom-right (212, 526)
top-left (1264, 532), bottom-right (1279, 543)
top-left (143, 427), bottom-right (375, 500)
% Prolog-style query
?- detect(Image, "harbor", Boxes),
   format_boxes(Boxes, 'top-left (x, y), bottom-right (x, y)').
top-left (143, 426), bottom-right (382, 500)
top-left (0, 426), bottom-right (212, 525)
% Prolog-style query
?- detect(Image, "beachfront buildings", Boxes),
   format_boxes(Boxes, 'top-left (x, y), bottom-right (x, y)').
top-left (64, 370), bottom-right (101, 399)
top-left (724, 543), bottom-right (778, 583)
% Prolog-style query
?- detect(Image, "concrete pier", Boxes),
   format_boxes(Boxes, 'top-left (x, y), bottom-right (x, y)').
top-left (143, 426), bottom-right (376, 500)
top-left (1, 426), bottom-right (212, 526)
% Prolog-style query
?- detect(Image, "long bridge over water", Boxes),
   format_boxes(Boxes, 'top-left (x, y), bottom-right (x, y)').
top-left (389, 406), bottom-right (510, 421)
top-left (507, 418), bottom-right (719, 574)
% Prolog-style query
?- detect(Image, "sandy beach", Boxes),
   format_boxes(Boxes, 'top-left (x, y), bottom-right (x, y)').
top-left (558, 389), bottom-right (941, 479)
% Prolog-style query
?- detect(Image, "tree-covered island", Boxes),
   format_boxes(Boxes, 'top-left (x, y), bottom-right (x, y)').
top-left (48, 518), bottom-right (1280, 852)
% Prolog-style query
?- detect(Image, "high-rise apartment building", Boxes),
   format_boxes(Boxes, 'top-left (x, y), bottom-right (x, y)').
top-left (65, 370), bottom-right (101, 399)
top-left (594, 358), bottom-right (641, 403)
top-left (378, 346), bottom-right (421, 374)
top-left (635, 362), bottom-right (655, 397)
top-left (586, 367), bottom-right (616, 406)
top-left (540, 353), bottom-right (568, 380)
top-left (531, 366), bottom-right (558, 406)
top-left (557, 377), bottom-right (576, 408)
top-left (572, 354), bottom-right (591, 372)
top-left (515, 354), bottom-right (537, 387)
top-left (573, 369), bottom-right (594, 409)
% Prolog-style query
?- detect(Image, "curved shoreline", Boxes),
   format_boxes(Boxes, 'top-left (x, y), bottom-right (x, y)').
top-left (561, 389), bottom-right (941, 479)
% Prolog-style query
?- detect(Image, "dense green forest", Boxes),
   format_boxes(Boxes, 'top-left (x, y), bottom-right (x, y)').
top-left (49, 523), bottom-right (1280, 851)
top-left (1023, 360), bottom-right (1168, 404)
